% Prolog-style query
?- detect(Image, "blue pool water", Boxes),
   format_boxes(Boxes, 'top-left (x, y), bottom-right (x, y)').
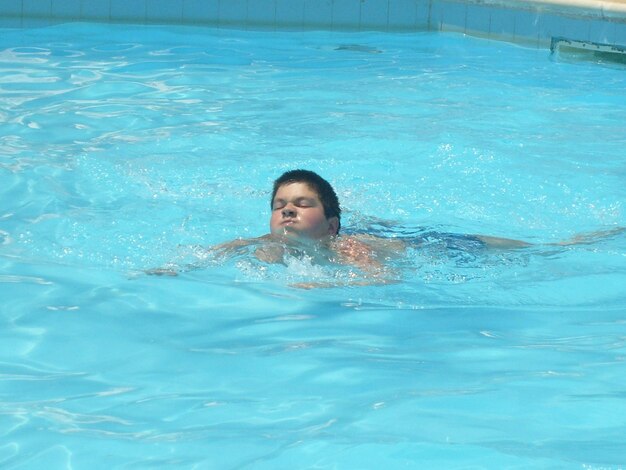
top-left (1, 23), bottom-right (625, 468)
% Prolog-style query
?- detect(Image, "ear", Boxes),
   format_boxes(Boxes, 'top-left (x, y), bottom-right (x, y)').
top-left (327, 217), bottom-right (339, 235)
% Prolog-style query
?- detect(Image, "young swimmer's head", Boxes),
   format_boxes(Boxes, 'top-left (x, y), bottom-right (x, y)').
top-left (270, 170), bottom-right (341, 240)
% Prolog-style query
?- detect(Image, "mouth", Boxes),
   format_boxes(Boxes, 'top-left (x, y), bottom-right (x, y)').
top-left (280, 221), bottom-right (299, 236)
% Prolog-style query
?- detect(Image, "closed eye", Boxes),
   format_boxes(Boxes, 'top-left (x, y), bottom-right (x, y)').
top-left (295, 198), bottom-right (315, 208)
top-left (272, 199), bottom-right (286, 210)
top-left (272, 198), bottom-right (317, 210)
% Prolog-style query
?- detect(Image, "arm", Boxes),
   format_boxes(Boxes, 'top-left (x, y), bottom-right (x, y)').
top-left (473, 235), bottom-right (532, 249)
top-left (474, 226), bottom-right (624, 249)
top-left (145, 235), bottom-right (285, 276)
top-left (290, 278), bottom-right (399, 289)
top-left (145, 237), bottom-right (259, 276)
top-left (215, 234), bottom-right (290, 263)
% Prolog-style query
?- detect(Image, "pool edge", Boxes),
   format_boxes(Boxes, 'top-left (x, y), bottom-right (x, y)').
top-left (1, 0), bottom-right (625, 50)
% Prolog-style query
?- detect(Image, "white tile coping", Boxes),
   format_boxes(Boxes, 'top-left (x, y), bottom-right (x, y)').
top-left (476, 0), bottom-right (626, 18)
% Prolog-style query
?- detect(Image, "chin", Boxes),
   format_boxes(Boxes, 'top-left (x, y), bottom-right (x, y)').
top-left (284, 230), bottom-right (320, 241)
top-left (272, 227), bottom-right (300, 238)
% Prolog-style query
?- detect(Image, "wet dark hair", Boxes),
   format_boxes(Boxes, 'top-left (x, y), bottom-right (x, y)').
top-left (271, 169), bottom-right (341, 233)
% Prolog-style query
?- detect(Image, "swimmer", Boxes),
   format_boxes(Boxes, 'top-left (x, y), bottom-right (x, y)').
top-left (148, 169), bottom-right (623, 287)
top-left (212, 169), bottom-right (527, 261)
top-left (148, 169), bottom-right (401, 283)
top-left (211, 170), bottom-right (404, 274)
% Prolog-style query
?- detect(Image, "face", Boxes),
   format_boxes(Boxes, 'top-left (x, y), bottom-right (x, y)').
top-left (270, 182), bottom-right (338, 240)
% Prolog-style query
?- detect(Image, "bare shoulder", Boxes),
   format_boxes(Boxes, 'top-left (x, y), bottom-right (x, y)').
top-left (329, 234), bottom-right (379, 255)
top-left (329, 234), bottom-right (406, 271)
top-left (350, 233), bottom-right (406, 251)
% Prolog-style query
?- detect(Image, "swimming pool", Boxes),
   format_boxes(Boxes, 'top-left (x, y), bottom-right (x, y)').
top-left (1, 22), bottom-right (625, 468)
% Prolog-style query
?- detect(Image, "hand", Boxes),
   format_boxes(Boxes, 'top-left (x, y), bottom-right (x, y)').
top-left (556, 226), bottom-right (624, 246)
top-left (145, 267), bottom-right (178, 276)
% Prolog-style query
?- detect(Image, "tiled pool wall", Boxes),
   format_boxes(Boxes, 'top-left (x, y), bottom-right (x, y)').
top-left (0, 0), bottom-right (625, 48)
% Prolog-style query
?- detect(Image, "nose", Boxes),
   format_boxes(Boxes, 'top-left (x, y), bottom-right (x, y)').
top-left (281, 205), bottom-right (296, 218)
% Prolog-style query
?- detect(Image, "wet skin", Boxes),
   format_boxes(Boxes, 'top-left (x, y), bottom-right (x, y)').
top-left (270, 182), bottom-right (338, 240)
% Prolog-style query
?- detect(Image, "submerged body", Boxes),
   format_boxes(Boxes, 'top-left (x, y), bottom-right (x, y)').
top-left (148, 170), bottom-right (623, 287)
